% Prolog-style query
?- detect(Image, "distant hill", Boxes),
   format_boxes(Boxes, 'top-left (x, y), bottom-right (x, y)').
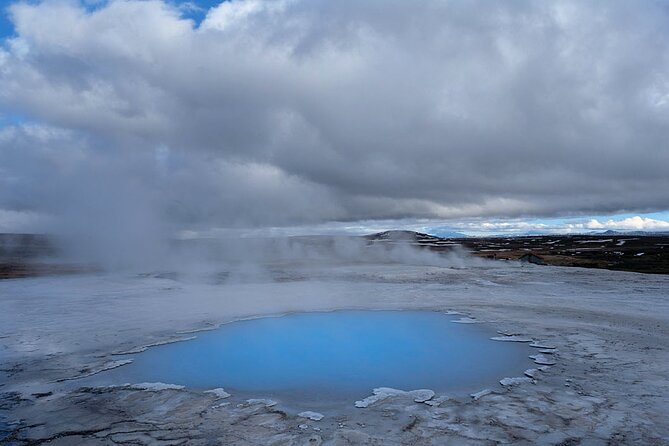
top-left (590, 229), bottom-right (669, 236)
top-left (365, 230), bottom-right (461, 250)
top-left (426, 230), bottom-right (468, 238)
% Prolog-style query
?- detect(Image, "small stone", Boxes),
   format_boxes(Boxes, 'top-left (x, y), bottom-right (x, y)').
top-left (500, 376), bottom-right (533, 386)
top-left (424, 396), bottom-right (449, 406)
top-left (204, 388), bottom-right (231, 399)
top-left (529, 354), bottom-right (557, 366)
top-left (529, 341), bottom-right (557, 349)
top-left (412, 389), bottom-right (435, 403)
top-left (471, 389), bottom-right (493, 400)
top-left (491, 336), bottom-right (533, 342)
top-left (539, 349), bottom-right (557, 354)
top-left (524, 368), bottom-right (539, 378)
top-left (298, 411), bottom-right (324, 421)
top-left (246, 398), bottom-right (277, 407)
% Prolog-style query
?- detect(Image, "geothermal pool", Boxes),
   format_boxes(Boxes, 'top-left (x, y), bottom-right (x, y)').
top-left (97, 311), bottom-right (533, 402)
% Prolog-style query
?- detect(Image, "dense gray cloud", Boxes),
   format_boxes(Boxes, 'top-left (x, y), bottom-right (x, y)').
top-left (1, 0), bottom-right (668, 236)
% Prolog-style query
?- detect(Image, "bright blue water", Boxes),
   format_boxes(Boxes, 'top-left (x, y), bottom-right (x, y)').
top-left (100, 311), bottom-right (532, 402)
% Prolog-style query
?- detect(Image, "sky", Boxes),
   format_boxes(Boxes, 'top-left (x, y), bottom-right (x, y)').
top-left (1, 0), bottom-right (668, 239)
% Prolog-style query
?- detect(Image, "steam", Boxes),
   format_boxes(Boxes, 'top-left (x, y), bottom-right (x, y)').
top-left (6, 0), bottom-right (664, 270)
top-left (134, 234), bottom-right (482, 282)
top-left (0, 124), bottom-right (479, 273)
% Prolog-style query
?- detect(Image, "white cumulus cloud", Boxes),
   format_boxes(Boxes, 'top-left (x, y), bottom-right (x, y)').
top-left (584, 216), bottom-right (669, 231)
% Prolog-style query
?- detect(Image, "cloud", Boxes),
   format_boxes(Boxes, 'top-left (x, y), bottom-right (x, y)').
top-left (582, 216), bottom-right (669, 231)
top-left (422, 213), bottom-right (669, 236)
top-left (0, 0), bottom-right (668, 238)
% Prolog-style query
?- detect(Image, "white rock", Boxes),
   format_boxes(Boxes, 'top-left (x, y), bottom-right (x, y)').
top-left (355, 387), bottom-right (435, 408)
top-left (470, 389), bottom-right (493, 400)
top-left (524, 368), bottom-right (539, 378)
top-left (412, 389), bottom-right (435, 403)
top-left (500, 376), bottom-right (534, 386)
top-left (355, 387), bottom-right (404, 408)
top-left (529, 341), bottom-right (557, 349)
top-left (530, 354), bottom-right (557, 365)
top-left (246, 398), bottom-right (277, 407)
top-left (491, 336), bottom-right (533, 342)
top-left (452, 317), bottom-right (480, 324)
top-left (205, 388), bottom-right (231, 399)
top-left (130, 382), bottom-right (185, 391)
top-left (423, 396), bottom-right (449, 407)
top-left (298, 411), bottom-right (324, 421)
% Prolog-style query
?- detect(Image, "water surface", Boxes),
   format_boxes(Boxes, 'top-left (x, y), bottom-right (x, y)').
top-left (99, 311), bottom-right (532, 402)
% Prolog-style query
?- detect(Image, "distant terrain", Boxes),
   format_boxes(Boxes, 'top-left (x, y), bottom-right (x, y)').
top-left (2, 230), bottom-right (669, 279)
top-left (0, 234), bottom-right (63, 279)
top-left (366, 230), bottom-right (669, 274)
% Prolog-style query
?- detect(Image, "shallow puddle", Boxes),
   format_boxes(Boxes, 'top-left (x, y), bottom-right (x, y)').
top-left (96, 311), bottom-right (533, 402)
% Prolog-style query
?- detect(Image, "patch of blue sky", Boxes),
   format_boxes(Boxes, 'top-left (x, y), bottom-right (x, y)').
top-left (0, 0), bottom-right (226, 40)
top-left (196, 211), bottom-right (669, 239)
top-left (424, 211), bottom-right (669, 237)
top-left (0, 112), bottom-right (28, 127)
top-left (530, 211), bottom-right (669, 228)
top-left (0, 3), bottom-right (14, 40)
top-left (171, 0), bottom-right (225, 24)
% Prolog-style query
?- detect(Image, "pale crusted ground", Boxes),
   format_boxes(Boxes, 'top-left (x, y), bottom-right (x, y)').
top-left (1, 261), bottom-right (668, 445)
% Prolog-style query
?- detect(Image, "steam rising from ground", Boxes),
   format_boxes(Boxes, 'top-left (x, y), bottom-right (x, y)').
top-left (1, 0), bottom-right (669, 253)
top-left (127, 235), bottom-right (480, 281)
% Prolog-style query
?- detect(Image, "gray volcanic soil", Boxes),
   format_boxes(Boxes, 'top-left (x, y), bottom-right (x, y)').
top-left (1, 261), bottom-right (668, 445)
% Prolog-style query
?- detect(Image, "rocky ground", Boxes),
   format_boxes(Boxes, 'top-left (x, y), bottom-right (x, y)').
top-left (1, 257), bottom-right (668, 445)
top-left (366, 231), bottom-right (669, 274)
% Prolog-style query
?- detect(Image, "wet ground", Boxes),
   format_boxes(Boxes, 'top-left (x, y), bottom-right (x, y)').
top-left (1, 260), bottom-right (668, 445)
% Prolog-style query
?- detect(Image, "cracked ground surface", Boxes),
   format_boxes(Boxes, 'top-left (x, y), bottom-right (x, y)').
top-left (1, 261), bottom-right (669, 445)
